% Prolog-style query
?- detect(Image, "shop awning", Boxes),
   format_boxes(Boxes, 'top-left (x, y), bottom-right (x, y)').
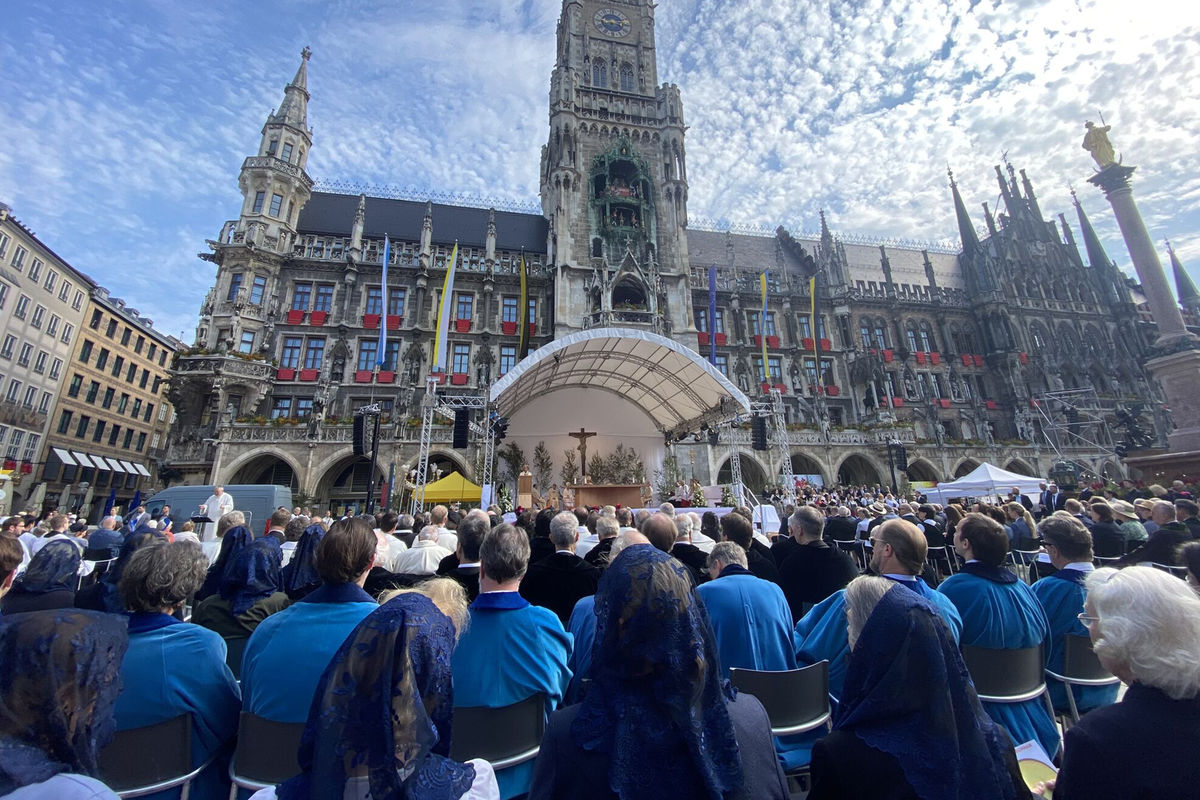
top-left (70, 451), bottom-right (99, 469)
top-left (104, 458), bottom-right (127, 473)
top-left (51, 448), bottom-right (77, 466)
top-left (131, 462), bottom-right (151, 477)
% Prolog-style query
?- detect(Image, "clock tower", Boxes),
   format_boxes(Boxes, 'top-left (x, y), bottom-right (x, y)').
top-left (541, 0), bottom-right (693, 340)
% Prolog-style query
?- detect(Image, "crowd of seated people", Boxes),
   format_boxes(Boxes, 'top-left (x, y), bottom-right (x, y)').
top-left (3, 484), bottom-right (1200, 799)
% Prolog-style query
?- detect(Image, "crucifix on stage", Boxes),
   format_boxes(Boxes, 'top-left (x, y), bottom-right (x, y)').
top-left (569, 427), bottom-right (597, 478)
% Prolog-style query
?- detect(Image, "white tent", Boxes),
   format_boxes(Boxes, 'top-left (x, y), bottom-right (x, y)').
top-left (922, 462), bottom-right (1043, 503)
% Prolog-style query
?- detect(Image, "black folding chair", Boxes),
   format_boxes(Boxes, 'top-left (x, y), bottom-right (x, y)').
top-left (961, 644), bottom-right (1057, 748)
top-left (1044, 634), bottom-right (1121, 726)
top-left (227, 713), bottom-right (305, 798)
top-left (1150, 562), bottom-right (1188, 579)
top-left (834, 540), bottom-right (866, 571)
top-left (98, 714), bottom-right (210, 799)
top-left (224, 637), bottom-right (249, 681)
top-left (925, 545), bottom-right (955, 578)
top-left (450, 693), bottom-right (545, 770)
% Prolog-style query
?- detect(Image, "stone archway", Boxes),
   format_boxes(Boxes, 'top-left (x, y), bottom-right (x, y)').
top-left (953, 458), bottom-right (980, 478)
top-left (716, 452), bottom-right (769, 497)
top-left (905, 458), bottom-right (940, 483)
top-left (314, 453), bottom-right (387, 516)
top-left (1004, 458), bottom-right (1036, 477)
top-left (791, 452), bottom-right (828, 486)
top-left (224, 451), bottom-right (301, 490)
top-left (836, 454), bottom-right (886, 487)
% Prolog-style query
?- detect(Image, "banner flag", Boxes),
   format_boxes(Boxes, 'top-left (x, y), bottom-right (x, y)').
top-left (432, 242), bottom-right (460, 374)
top-left (759, 272), bottom-right (770, 384)
top-left (376, 234), bottom-right (390, 369)
top-left (518, 251), bottom-right (530, 359)
top-left (707, 266), bottom-right (717, 365)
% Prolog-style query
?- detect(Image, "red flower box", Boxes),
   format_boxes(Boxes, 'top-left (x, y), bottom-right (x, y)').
top-left (752, 335), bottom-right (763, 347)
top-left (761, 382), bottom-right (771, 393)
top-left (20, 462), bottom-right (32, 474)
top-left (819, 338), bottom-right (832, 351)
top-left (883, 349), bottom-right (894, 362)
top-left (363, 314), bottom-right (381, 329)
top-left (529, 323), bottom-right (537, 336)
top-left (961, 353), bottom-right (973, 367)
top-left (386, 315), bottom-right (402, 330)
top-left (930, 352), bottom-right (940, 364)
top-left (276, 368), bottom-right (296, 381)
top-left (1018, 351), bottom-right (1029, 364)
top-left (2, 459), bottom-right (15, 470)
top-left (309, 311), bottom-right (328, 325)
top-left (986, 400), bottom-right (998, 410)
top-left (355, 370), bottom-right (373, 383)
top-left (891, 397), bottom-right (904, 407)
top-left (774, 383), bottom-right (787, 394)
top-left (455, 319), bottom-right (472, 333)
top-left (870, 348), bottom-right (878, 356)
top-left (826, 385), bottom-right (840, 397)
top-left (802, 337), bottom-right (815, 350)
top-left (286, 310), bottom-right (306, 325)
top-left (973, 354), bottom-right (984, 367)
top-left (915, 352), bottom-right (927, 365)
top-left (938, 398), bottom-right (951, 408)
top-left (298, 369), bottom-right (319, 381)
top-left (767, 335), bottom-right (781, 349)
top-left (429, 372), bottom-right (447, 385)
top-left (504, 321), bottom-right (519, 336)
top-left (714, 333), bottom-right (727, 346)
top-left (451, 372), bottom-right (469, 385)
top-left (376, 370), bottom-right (395, 383)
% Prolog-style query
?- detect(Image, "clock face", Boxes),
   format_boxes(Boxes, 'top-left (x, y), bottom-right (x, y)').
top-left (594, 8), bottom-right (632, 37)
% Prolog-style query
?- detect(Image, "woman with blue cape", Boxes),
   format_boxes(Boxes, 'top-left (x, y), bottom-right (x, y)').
top-left (528, 540), bottom-right (788, 800)
top-left (251, 592), bottom-right (498, 799)
top-left (193, 538), bottom-right (288, 639)
top-left (808, 576), bottom-right (1030, 800)
top-left (0, 539), bottom-right (81, 615)
top-left (195, 525), bottom-right (252, 601)
top-left (280, 523), bottom-right (325, 601)
top-left (0, 608), bottom-right (128, 798)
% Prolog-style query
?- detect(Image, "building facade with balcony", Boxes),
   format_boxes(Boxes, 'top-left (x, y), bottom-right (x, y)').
top-left (0, 203), bottom-right (91, 512)
top-left (166, 2), bottom-right (1187, 510)
top-left (40, 288), bottom-right (182, 515)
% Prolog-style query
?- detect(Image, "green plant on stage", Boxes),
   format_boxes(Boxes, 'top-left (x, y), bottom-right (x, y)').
top-left (497, 443), bottom-right (526, 488)
top-left (533, 441), bottom-right (554, 493)
top-left (653, 454), bottom-right (684, 503)
top-left (561, 449), bottom-right (579, 485)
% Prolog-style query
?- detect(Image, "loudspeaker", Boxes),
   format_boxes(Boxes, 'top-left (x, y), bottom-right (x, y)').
top-left (894, 445), bottom-right (908, 471)
top-left (453, 409), bottom-right (470, 449)
top-left (353, 415), bottom-right (367, 455)
top-left (751, 416), bottom-right (768, 450)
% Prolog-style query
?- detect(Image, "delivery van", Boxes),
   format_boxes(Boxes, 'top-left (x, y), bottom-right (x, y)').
top-left (144, 484), bottom-right (293, 539)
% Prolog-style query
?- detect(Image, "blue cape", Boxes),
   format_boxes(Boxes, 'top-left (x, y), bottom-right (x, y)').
top-left (219, 538), bottom-right (283, 615)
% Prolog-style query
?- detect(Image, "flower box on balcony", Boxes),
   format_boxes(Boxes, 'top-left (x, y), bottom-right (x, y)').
top-left (309, 311), bottom-right (328, 325)
top-left (286, 310), bottom-right (306, 325)
top-left (377, 370), bottom-right (395, 383)
top-left (802, 337), bottom-right (815, 350)
top-left (451, 373), bottom-right (469, 385)
top-left (429, 372), bottom-right (447, 385)
top-left (363, 314), bottom-right (381, 329)
top-left (930, 351), bottom-right (941, 364)
top-left (1018, 351), bottom-right (1029, 364)
top-left (386, 315), bottom-right (402, 330)
top-left (529, 323), bottom-right (537, 336)
top-left (915, 352), bottom-right (927, 365)
top-left (298, 369), bottom-right (319, 381)
top-left (767, 335), bottom-right (781, 349)
top-left (714, 332), bottom-right (727, 346)
top-left (819, 338), bottom-right (832, 351)
top-left (774, 383), bottom-right (787, 394)
top-left (826, 385), bottom-right (840, 397)
top-left (986, 400), bottom-right (998, 410)
top-left (938, 398), bottom-right (952, 408)
top-left (2, 459), bottom-right (15, 470)
top-left (503, 321), bottom-right (519, 336)
top-left (20, 462), bottom-right (32, 474)
top-left (455, 319), bottom-right (472, 333)
top-left (354, 370), bottom-right (373, 383)
top-left (276, 368), bottom-right (296, 381)
top-left (961, 353), bottom-right (973, 367)
top-left (891, 397), bottom-right (904, 407)
top-left (752, 335), bottom-right (763, 347)
top-left (973, 354), bottom-right (985, 367)
top-left (870, 348), bottom-right (879, 356)
top-left (883, 349), bottom-right (894, 363)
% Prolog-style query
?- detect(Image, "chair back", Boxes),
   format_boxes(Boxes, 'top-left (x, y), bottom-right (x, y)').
top-left (1149, 562), bottom-right (1188, 579)
top-left (230, 713), bottom-right (305, 789)
top-left (961, 645), bottom-right (1046, 703)
top-left (450, 693), bottom-right (545, 769)
top-left (729, 661), bottom-right (831, 736)
top-left (834, 540), bottom-right (864, 570)
top-left (224, 636), bottom-right (249, 680)
top-left (98, 714), bottom-right (193, 795)
top-left (1061, 634), bottom-right (1116, 683)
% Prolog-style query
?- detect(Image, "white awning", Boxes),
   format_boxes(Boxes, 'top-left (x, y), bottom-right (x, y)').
top-left (51, 448), bottom-right (77, 466)
top-left (120, 460), bottom-right (141, 475)
top-left (132, 462), bottom-right (151, 477)
top-left (70, 451), bottom-right (98, 469)
top-left (104, 458), bottom-right (127, 473)
top-left (489, 327), bottom-right (751, 437)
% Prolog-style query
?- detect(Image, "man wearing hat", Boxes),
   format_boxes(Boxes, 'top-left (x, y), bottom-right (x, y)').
top-left (1133, 497), bottom-right (1158, 535)
top-left (862, 501), bottom-right (896, 540)
top-left (1111, 500), bottom-right (1148, 548)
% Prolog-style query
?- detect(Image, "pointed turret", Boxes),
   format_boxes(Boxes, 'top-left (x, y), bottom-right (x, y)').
top-left (272, 47), bottom-right (311, 131)
top-left (949, 169), bottom-right (980, 255)
top-left (1168, 241), bottom-right (1200, 315)
top-left (1020, 169), bottom-right (1044, 226)
top-left (995, 164), bottom-right (1020, 223)
top-left (485, 208), bottom-right (497, 265)
top-left (982, 202), bottom-right (998, 236)
top-left (349, 194), bottom-right (366, 261)
top-left (1073, 190), bottom-right (1128, 306)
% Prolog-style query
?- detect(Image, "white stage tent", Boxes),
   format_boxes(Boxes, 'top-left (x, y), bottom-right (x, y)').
top-left (922, 462), bottom-right (1044, 503)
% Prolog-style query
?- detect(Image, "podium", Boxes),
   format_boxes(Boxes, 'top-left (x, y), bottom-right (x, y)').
top-left (190, 515), bottom-right (216, 542)
top-left (517, 472), bottom-right (534, 510)
top-left (569, 484), bottom-right (643, 509)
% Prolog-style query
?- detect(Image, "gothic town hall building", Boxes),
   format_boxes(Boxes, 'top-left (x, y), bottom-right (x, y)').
top-left (167, 1), bottom-right (1192, 511)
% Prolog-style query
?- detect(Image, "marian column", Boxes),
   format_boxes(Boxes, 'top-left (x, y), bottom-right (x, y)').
top-left (1084, 122), bottom-right (1200, 456)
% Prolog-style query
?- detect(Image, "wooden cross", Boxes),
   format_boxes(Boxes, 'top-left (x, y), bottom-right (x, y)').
top-left (569, 427), bottom-right (597, 478)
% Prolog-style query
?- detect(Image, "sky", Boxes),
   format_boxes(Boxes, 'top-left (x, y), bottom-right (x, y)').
top-left (1, 0), bottom-right (1198, 341)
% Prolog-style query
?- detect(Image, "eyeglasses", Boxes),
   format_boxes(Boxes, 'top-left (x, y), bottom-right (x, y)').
top-left (1077, 612), bottom-right (1099, 625)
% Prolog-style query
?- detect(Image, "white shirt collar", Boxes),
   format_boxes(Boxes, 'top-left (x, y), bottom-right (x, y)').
top-left (1062, 562), bottom-right (1095, 572)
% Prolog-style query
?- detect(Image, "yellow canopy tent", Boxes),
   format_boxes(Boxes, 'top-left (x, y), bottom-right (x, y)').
top-left (421, 472), bottom-right (482, 504)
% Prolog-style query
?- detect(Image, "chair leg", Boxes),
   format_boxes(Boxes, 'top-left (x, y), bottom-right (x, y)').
top-left (1065, 683), bottom-right (1081, 724)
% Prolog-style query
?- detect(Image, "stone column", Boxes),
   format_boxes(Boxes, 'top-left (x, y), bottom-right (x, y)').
top-left (1087, 165), bottom-right (1190, 344)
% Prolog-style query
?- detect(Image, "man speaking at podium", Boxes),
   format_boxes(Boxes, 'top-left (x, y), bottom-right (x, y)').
top-left (199, 485), bottom-right (234, 541)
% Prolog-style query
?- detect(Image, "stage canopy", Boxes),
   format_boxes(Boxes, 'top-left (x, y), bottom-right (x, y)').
top-left (922, 462), bottom-right (1044, 502)
top-left (489, 328), bottom-right (752, 439)
top-left (422, 472), bottom-right (482, 504)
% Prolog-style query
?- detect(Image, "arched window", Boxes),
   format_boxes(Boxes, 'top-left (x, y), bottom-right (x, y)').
top-left (873, 320), bottom-right (888, 349)
top-left (593, 62), bottom-right (607, 88)
top-left (1028, 324), bottom-right (1047, 352)
top-left (905, 322), bottom-right (920, 353)
top-left (619, 63), bottom-right (635, 92)
top-left (860, 320), bottom-right (873, 349)
top-left (919, 321), bottom-right (935, 353)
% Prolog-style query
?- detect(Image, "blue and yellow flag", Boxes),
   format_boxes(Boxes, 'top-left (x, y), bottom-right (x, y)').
top-left (760, 272), bottom-right (770, 384)
top-left (432, 242), bottom-right (459, 374)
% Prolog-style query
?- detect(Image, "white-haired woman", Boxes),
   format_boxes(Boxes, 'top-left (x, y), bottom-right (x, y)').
top-left (1048, 566), bottom-right (1200, 799)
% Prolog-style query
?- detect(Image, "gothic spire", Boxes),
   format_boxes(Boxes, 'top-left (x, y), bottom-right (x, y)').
top-left (1020, 169), bottom-right (1044, 225)
top-left (272, 46), bottom-right (311, 130)
top-left (1167, 241), bottom-right (1200, 311)
top-left (949, 169), bottom-right (979, 255)
top-left (1072, 190), bottom-right (1115, 271)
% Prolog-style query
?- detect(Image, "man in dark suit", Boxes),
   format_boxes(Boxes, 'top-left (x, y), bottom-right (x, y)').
top-left (822, 506), bottom-right (858, 542)
top-left (1040, 483), bottom-right (1066, 519)
top-left (583, 514), bottom-right (620, 569)
top-left (669, 514), bottom-right (710, 580)
top-left (1122, 500), bottom-right (1192, 566)
top-left (519, 511), bottom-right (600, 625)
top-left (436, 510), bottom-right (490, 601)
top-left (1176, 498), bottom-right (1200, 539)
top-left (1007, 486), bottom-right (1033, 512)
top-left (777, 506), bottom-right (859, 623)
top-left (897, 502), bottom-right (921, 527)
top-left (1064, 498), bottom-right (1095, 530)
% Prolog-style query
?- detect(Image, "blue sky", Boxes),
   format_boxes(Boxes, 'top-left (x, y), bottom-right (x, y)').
top-left (2, 0), bottom-right (1198, 339)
